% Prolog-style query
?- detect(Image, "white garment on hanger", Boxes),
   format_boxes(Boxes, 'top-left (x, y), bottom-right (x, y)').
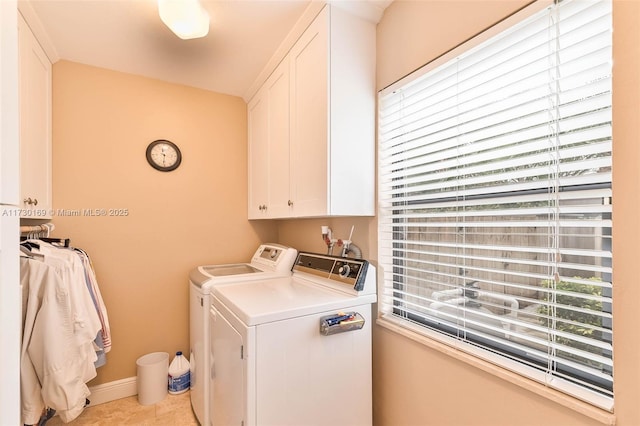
top-left (76, 249), bottom-right (111, 353)
top-left (20, 257), bottom-right (91, 425)
top-left (20, 240), bottom-right (108, 424)
top-left (37, 244), bottom-right (101, 383)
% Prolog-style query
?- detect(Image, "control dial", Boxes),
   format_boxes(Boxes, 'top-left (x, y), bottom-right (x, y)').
top-left (338, 264), bottom-right (351, 278)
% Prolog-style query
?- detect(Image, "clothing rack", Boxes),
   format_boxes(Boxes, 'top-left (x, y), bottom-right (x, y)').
top-left (20, 224), bottom-right (71, 248)
top-left (20, 223), bottom-right (54, 239)
top-left (20, 236), bottom-right (71, 248)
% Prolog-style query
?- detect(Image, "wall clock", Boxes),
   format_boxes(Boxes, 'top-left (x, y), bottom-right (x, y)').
top-left (146, 139), bottom-right (182, 172)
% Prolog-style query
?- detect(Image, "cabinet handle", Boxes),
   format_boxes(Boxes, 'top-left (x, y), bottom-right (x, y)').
top-left (288, 200), bottom-right (293, 207)
top-left (23, 197), bottom-right (38, 206)
top-left (259, 204), bottom-right (268, 211)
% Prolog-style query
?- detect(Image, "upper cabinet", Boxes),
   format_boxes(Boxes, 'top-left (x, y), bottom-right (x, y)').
top-left (248, 58), bottom-right (291, 219)
top-left (18, 12), bottom-right (52, 218)
top-left (248, 5), bottom-right (375, 219)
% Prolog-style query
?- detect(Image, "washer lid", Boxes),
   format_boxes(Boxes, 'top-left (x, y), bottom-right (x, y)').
top-left (212, 277), bottom-right (376, 326)
top-left (201, 264), bottom-right (261, 277)
top-left (189, 244), bottom-right (298, 289)
top-left (189, 263), bottom-right (268, 288)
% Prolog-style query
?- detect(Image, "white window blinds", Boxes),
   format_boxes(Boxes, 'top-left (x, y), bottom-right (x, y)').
top-left (378, 0), bottom-right (612, 409)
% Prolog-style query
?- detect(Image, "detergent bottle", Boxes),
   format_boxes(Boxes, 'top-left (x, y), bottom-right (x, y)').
top-left (168, 351), bottom-right (190, 394)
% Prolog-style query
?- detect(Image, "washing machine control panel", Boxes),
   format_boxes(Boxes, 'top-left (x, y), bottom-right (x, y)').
top-left (259, 246), bottom-right (280, 260)
top-left (252, 244), bottom-right (298, 272)
top-left (293, 253), bottom-right (369, 291)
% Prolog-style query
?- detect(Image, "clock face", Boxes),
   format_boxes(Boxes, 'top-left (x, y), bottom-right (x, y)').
top-left (146, 140), bottom-right (182, 172)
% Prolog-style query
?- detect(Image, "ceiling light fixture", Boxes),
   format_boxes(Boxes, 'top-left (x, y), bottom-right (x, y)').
top-left (158, 0), bottom-right (210, 40)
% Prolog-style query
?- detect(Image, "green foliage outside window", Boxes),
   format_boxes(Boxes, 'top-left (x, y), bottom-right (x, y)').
top-left (537, 277), bottom-right (604, 366)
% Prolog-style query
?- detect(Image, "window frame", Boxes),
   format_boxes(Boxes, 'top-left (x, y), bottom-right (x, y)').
top-left (376, 0), bottom-right (613, 411)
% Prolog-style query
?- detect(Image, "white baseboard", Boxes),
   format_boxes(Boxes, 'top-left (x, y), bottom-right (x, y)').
top-left (87, 376), bottom-right (137, 407)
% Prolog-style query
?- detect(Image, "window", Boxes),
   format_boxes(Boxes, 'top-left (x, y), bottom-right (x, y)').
top-left (378, 0), bottom-right (612, 409)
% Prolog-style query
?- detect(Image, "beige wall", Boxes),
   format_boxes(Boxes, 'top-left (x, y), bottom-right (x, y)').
top-left (51, 60), bottom-right (277, 384)
top-left (376, 0), bottom-right (536, 90)
top-left (610, 1), bottom-right (640, 424)
top-left (365, 1), bottom-right (640, 425)
top-left (277, 217), bottom-right (374, 259)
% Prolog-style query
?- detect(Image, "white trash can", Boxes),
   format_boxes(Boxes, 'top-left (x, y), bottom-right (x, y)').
top-left (136, 352), bottom-right (169, 405)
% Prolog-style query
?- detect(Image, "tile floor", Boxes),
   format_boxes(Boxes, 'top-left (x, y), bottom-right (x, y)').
top-left (46, 391), bottom-right (198, 425)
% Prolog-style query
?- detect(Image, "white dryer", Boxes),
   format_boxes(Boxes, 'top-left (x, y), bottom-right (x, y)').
top-left (189, 243), bottom-right (297, 426)
top-left (209, 252), bottom-right (377, 426)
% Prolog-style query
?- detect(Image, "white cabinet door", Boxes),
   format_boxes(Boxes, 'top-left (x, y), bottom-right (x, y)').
top-left (265, 59), bottom-right (291, 218)
top-left (247, 89), bottom-right (269, 219)
top-left (288, 8), bottom-right (328, 217)
top-left (18, 13), bottom-right (51, 217)
top-left (247, 59), bottom-right (290, 219)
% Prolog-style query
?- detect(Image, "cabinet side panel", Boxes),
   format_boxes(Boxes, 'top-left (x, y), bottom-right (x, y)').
top-left (0, 209), bottom-right (20, 426)
top-left (329, 7), bottom-right (376, 216)
top-left (1, 1), bottom-right (19, 205)
top-left (0, 2), bottom-right (20, 423)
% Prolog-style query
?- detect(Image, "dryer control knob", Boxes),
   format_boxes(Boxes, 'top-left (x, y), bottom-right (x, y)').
top-left (338, 264), bottom-right (351, 278)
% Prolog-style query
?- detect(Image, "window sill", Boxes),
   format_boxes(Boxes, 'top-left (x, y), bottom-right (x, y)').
top-left (376, 315), bottom-right (616, 426)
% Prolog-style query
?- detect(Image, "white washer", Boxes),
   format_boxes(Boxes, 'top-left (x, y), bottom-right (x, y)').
top-left (209, 252), bottom-right (377, 426)
top-left (189, 243), bottom-right (297, 426)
